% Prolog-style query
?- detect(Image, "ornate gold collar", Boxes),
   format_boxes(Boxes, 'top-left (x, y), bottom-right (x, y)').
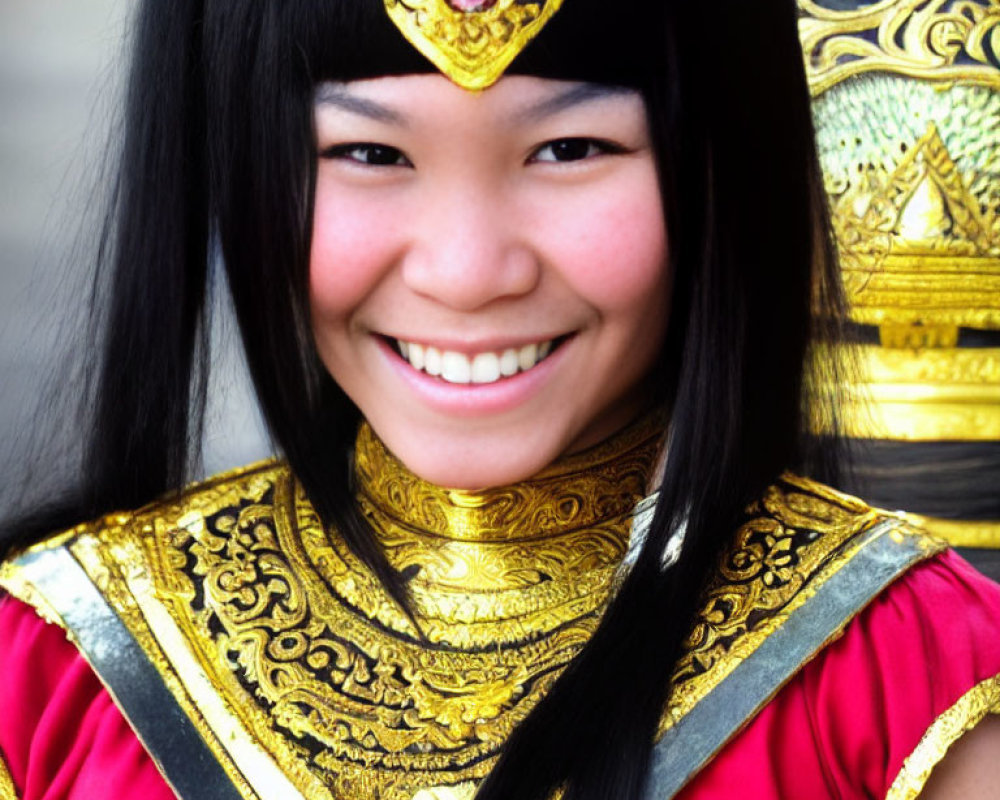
top-left (0, 418), bottom-right (944, 800)
top-left (345, 416), bottom-right (663, 646)
top-left (16, 416), bottom-right (655, 800)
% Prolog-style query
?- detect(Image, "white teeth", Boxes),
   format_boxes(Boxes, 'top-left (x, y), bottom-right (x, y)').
top-left (424, 346), bottom-right (442, 377)
top-left (499, 348), bottom-right (519, 377)
top-left (394, 338), bottom-right (558, 384)
top-left (408, 342), bottom-right (424, 370)
top-left (471, 352), bottom-right (500, 384)
top-left (441, 351), bottom-right (471, 384)
top-left (518, 343), bottom-right (538, 371)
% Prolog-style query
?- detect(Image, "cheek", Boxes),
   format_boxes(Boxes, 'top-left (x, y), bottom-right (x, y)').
top-left (309, 181), bottom-right (400, 319)
top-left (532, 171), bottom-right (668, 312)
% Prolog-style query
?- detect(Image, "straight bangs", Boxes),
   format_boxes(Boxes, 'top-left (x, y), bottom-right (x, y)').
top-left (197, 0), bottom-right (681, 501)
top-left (196, 0), bottom-right (835, 537)
top-left (294, 0), bottom-right (667, 88)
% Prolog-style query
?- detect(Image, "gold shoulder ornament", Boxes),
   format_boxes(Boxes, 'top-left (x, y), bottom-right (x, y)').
top-left (0, 441), bottom-right (945, 800)
top-left (383, 0), bottom-right (565, 90)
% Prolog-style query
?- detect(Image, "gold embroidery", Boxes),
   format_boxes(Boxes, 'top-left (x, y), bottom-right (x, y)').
top-left (410, 784), bottom-right (477, 800)
top-left (661, 475), bottom-right (943, 733)
top-left (0, 441), bottom-right (942, 799)
top-left (0, 749), bottom-right (17, 800)
top-left (886, 673), bottom-right (1000, 800)
top-left (384, 0), bottom-right (564, 91)
top-left (348, 420), bottom-right (661, 646)
top-left (26, 420), bottom-right (657, 800)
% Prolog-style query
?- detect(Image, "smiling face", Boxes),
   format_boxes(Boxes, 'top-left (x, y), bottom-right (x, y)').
top-left (310, 74), bottom-right (670, 489)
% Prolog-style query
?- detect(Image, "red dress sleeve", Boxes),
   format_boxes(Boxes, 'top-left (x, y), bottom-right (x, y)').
top-left (0, 594), bottom-right (174, 800)
top-left (679, 550), bottom-right (1000, 799)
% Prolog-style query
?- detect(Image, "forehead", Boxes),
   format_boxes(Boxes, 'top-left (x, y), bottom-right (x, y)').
top-left (313, 74), bottom-right (644, 127)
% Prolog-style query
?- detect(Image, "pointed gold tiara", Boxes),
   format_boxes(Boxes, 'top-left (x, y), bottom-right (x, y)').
top-left (384, 0), bottom-right (565, 91)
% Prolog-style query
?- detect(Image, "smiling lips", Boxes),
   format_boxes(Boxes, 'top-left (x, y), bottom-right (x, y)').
top-left (393, 338), bottom-right (558, 385)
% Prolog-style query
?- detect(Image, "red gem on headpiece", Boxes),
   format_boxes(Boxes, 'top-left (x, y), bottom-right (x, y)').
top-left (446, 0), bottom-right (497, 10)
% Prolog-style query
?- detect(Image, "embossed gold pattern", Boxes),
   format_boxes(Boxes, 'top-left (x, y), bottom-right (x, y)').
top-left (660, 475), bottom-right (942, 732)
top-left (885, 673), bottom-right (1000, 799)
top-left (800, 0), bottom-right (1000, 96)
top-left (53, 420), bottom-right (659, 800)
top-left (383, 0), bottom-right (564, 90)
top-left (0, 451), bottom-right (941, 799)
top-left (813, 87), bottom-right (1000, 331)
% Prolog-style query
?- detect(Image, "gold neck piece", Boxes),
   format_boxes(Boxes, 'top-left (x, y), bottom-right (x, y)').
top-left (352, 416), bottom-right (662, 631)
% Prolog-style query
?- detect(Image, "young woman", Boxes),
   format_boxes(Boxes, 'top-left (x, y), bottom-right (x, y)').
top-left (1, 1), bottom-right (998, 799)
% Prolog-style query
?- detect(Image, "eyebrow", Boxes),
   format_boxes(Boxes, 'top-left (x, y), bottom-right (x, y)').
top-left (512, 83), bottom-right (637, 123)
top-left (313, 81), bottom-right (636, 126)
top-left (314, 84), bottom-right (407, 125)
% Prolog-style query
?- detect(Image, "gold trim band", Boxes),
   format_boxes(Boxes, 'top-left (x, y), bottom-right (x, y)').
top-left (649, 515), bottom-right (943, 798)
top-left (821, 345), bottom-right (1000, 441)
top-left (903, 514), bottom-right (1000, 549)
top-left (0, 750), bottom-right (18, 800)
top-left (886, 673), bottom-right (1000, 800)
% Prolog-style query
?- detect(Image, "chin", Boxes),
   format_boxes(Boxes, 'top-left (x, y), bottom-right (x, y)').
top-left (378, 429), bottom-right (564, 490)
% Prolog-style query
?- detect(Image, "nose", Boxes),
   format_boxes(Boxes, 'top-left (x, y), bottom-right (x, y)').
top-left (401, 183), bottom-right (540, 311)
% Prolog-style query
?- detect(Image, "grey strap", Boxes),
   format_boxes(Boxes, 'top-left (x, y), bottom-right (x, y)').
top-left (13, 546), bottom-right (245, 800)
top-left (644, 520), bottom-right (932, 799)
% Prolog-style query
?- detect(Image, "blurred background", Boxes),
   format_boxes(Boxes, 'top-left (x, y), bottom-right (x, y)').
top-left (0, 0), bottom-right (270, 514)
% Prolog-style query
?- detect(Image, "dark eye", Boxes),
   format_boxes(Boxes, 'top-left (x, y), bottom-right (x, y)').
top-left (532, 138), bottom-right (609, 163)
top-left (320, 143), bottom-right (410, 167)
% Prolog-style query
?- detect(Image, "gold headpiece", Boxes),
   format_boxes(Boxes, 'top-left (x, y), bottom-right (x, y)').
top-left (384, 0), bottom-right (565, 90)
top-left (801, 0), bottom-right (1000, 546)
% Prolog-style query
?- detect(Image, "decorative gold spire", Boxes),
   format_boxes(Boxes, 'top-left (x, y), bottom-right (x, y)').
top-left (383, 0), bottom-right (565, 90)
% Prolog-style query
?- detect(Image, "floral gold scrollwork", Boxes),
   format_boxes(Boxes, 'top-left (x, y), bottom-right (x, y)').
top-left (6, 433), bottom-right (941, 798)
top-left (384, 0), bottom-right (564, 90)
top-left (661, 475), bottom-right (905, 731)
top-left (144, 419), bottom-right (661, 799)
top-left (800, 0), bottom-right (1000, 97)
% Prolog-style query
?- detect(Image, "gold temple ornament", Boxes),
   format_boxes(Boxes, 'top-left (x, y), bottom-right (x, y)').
top-left (800, 0), bottom-right (1000, 95)
top-left (800, 0), bottom-right (1000, 548)
top-left (383, 0), bottom-right (565, 91)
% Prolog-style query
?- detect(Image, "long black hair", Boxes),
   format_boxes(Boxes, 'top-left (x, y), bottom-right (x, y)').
top-left (4, 1), bottom-right (843, 798)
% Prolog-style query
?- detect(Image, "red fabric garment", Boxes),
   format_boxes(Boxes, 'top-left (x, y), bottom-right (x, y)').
top-left (678, 549), bottom-right (1000, 799)
top-left (0, 595), bottom-right (172, 800)
top-left (1, 549), bottom-right (999, 800)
